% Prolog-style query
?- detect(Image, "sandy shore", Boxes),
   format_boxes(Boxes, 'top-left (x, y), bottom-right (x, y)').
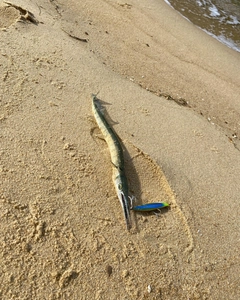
top-left (1, 0), bottom-right (240, 299)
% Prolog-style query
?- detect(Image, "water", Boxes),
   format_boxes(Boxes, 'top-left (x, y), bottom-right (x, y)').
top-left (164, 0), bottom-right (240, 52)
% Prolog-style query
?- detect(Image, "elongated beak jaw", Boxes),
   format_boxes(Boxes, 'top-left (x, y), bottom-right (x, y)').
top-left (119, 191), bottom-right (131, 230)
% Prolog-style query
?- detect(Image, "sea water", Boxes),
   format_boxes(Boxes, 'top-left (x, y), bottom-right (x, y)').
top-left (164, 0), bottom-right (240, 52)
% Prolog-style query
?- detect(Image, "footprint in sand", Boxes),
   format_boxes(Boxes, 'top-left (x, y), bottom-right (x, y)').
top-left (124, 141), bottom-right (194, 254)
top-left (91, 122), bottom-right (194, 256)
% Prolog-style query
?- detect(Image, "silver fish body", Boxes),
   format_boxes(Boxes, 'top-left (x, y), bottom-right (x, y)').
top-left (92, 94), bottom-right (131, 230)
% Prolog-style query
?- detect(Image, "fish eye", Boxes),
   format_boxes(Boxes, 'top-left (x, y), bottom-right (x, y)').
top-left (118, 183), bottom-right (122, 190)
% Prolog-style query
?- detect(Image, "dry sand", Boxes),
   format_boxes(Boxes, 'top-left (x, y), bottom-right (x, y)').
top-left (0, 0), bottom-right (240, 299)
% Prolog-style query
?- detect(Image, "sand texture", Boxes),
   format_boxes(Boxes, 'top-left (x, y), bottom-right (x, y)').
top-left (0, 0), bottom-right (240, 299)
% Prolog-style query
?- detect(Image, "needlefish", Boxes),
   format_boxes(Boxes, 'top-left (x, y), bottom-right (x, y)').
top-left (92, 94), bottom-right (131, 230)
top-left (92, 95), bottom-right (170, 229)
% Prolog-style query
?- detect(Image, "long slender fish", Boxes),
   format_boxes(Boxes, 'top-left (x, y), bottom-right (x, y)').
top-left (92, 94), bottom-right (131, 230)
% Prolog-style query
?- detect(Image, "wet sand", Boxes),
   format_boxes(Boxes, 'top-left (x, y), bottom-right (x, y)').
top-left (0, 0), bottom-right (240, 299)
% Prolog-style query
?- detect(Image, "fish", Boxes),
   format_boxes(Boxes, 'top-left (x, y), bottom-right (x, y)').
top-left (92, 94), bottom-right (131, 230)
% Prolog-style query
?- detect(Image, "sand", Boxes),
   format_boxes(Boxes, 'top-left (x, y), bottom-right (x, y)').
top-left (0, 0), bottom-right (240, 299)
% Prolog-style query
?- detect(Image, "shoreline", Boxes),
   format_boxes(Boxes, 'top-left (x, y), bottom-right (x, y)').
top-left (164, 0), bottom-right (240, 53)
top-left (0, 0), bottom-right (240, 299)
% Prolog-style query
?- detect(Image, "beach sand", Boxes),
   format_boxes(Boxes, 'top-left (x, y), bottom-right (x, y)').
top-left (0, 0), bottom-right (239, 299)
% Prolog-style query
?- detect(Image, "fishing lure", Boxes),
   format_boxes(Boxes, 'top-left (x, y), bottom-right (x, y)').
top-left (132, 202), bottom-right (169, 212)
top-left (92, 94), bottom-right (131, 230)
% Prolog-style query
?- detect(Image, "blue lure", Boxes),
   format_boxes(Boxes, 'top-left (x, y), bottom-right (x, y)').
top-left (132, 202), bottom-right (169, 212)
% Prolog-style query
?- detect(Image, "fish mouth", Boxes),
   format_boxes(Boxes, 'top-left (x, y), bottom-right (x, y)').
top-left (120, 191), bottom-right (131, 230)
